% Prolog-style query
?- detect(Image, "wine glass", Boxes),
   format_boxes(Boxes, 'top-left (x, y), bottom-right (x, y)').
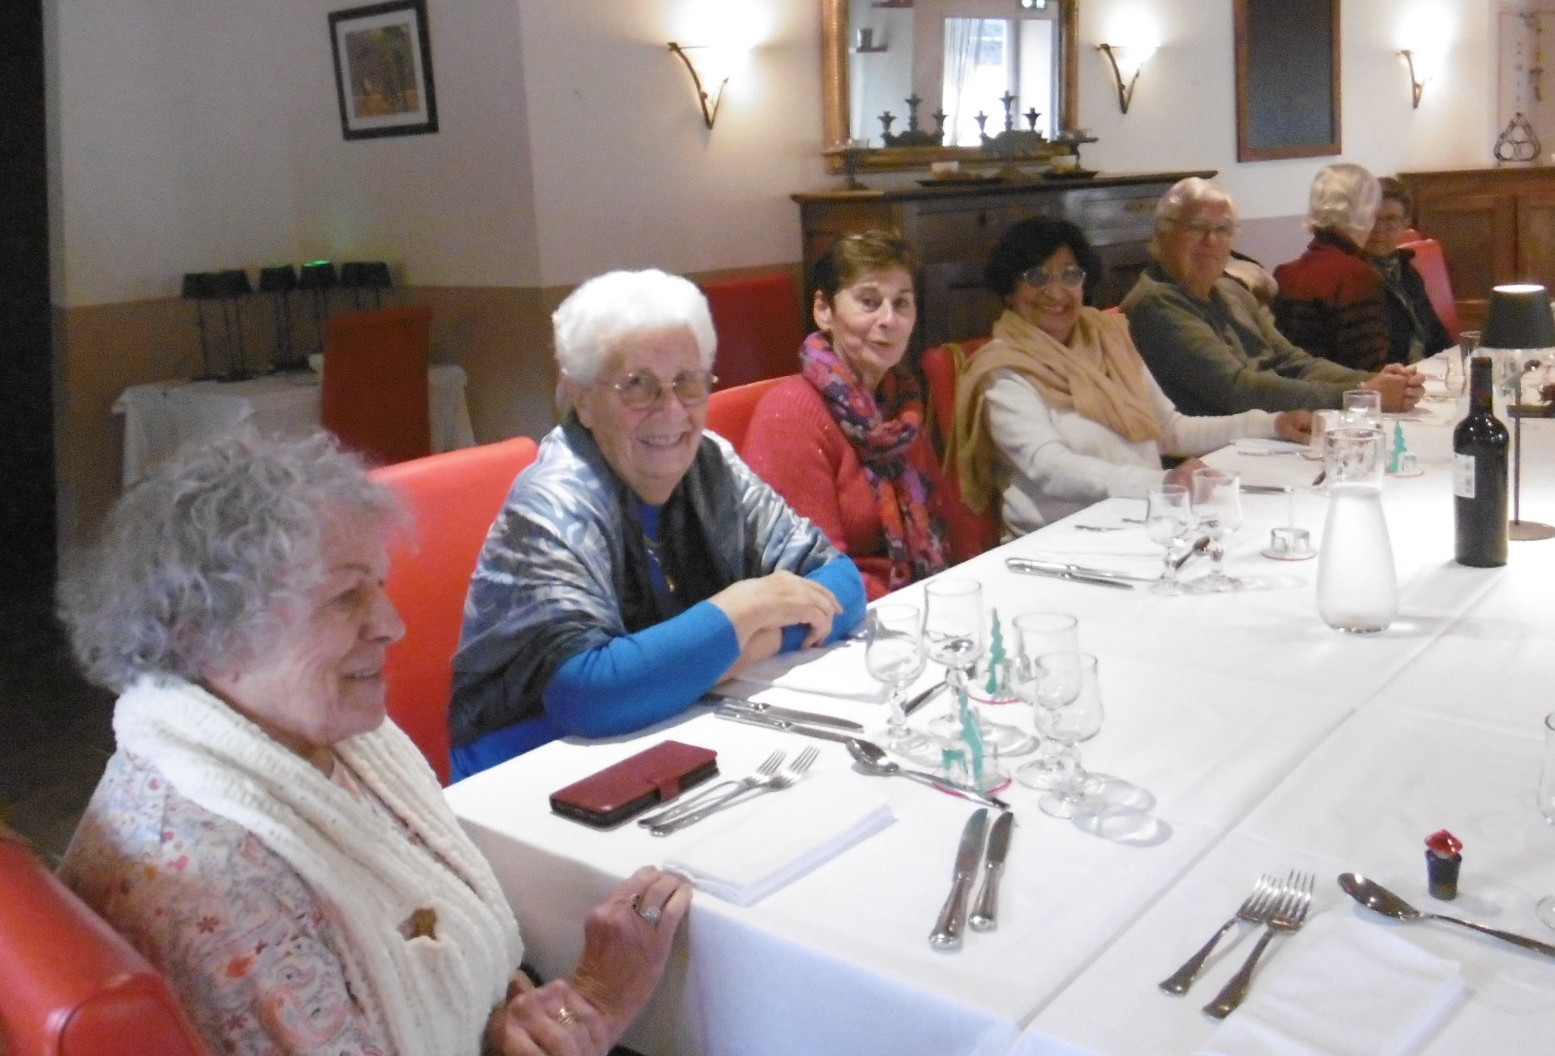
top-left (1536, 712), bottom-right (1555, 929)
top-left (864, 603), bottom-right (938, 765)
top-left (1145, 484), bottom-right (1193, 595)
top-left (923, 578), bottom-right (1032, 758)
top-left (1187, 468), bottom-right (1244, 593)
top-left (1009, 612), bottom-right (1079, 790)
top-left (1031, 652), bottom-right (1105, 819)
top-left (1341, 388), bottom-right (1383, 430)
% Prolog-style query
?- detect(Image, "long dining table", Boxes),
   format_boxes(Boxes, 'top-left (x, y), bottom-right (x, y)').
top-left (445, 359), bottom-right (1555, 1056)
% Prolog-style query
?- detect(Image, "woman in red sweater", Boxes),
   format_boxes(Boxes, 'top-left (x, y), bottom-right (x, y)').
top-left (743, 231), bottom-right (950, 599)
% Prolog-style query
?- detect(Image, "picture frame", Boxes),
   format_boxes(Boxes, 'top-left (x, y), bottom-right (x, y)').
top-left (329, 0), bottom-right (438, 141)
top-left (1233, 0), bottom-right (1341, 162)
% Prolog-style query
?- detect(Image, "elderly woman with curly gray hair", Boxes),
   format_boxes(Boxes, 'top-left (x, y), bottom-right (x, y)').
top-left (59, 430), bottom-right (689, 1056)
top-left (450, 268), bottom-right (866, 778)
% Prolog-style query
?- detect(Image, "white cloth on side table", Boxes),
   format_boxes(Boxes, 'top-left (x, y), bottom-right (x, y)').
top-left (665, 776), bottom-right (893, 906)
top-left (1198, 914), bottom-right (1464, 1056)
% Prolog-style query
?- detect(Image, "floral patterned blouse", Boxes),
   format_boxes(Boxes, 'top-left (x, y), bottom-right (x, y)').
top-left (60, 749), bottom-right (437, 1056)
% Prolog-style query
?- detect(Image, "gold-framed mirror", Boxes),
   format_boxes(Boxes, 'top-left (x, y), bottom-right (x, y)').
top-left (822, 0), bottom-right (1079, 171)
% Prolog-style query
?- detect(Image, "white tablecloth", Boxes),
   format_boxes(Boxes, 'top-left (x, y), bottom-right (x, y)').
top-left (445, 364), bottom-right (1555, 1056)
top-left (112, 365), bottom-right (476, 486)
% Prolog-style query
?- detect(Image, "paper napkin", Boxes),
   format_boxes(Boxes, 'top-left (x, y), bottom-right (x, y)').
top-left (1199, 914), bottom-right (1465, 1056)
top-left (730, 640), bottom-right (887, 701)
top-left (664, 776), bottom-right (893, 906)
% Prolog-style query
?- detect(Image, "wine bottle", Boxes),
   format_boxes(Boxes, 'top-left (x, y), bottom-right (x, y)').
top-left (1453, 355), bottom-right (1509, 567)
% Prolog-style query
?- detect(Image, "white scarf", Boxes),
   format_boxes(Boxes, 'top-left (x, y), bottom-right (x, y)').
top-left (114, 675), bottom-right (523, 1055)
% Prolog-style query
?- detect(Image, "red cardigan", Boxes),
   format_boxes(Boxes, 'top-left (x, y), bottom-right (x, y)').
top-left (1272, 230), bottom-right (1392, 372)
top-left (742, 375), bottom-right (944, 601)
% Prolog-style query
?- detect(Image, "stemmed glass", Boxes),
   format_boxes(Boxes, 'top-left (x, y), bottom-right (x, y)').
top-left (1145, 484), bottom-right (1194, 595)
top-left (1341, 389), bottom-right (1383, 430)
top-left (1187, 468), bottom-right (1244, 593)
top-left (1009, 612), bottom-right (1079, 790)
top-left (864, 603), bottom-right (938, 765)
top-left (1031, 652), bottom-right (1105, 819)
top-left (1536, 712), bottom-right (1555, 929)
top-left (922, 578), bottom-right (1021, 777)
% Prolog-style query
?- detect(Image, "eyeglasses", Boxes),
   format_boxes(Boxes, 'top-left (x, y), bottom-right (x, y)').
top-left (604, 369), bottom-right (717, 409)
top-left (1019, 264), bottom-right (1087, 289)
top-left (1169, 218), bottom-right (1238, 240)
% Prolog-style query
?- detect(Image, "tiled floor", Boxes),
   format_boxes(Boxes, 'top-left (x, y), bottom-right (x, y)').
top-left (0, 582), bottom-right (115, 864)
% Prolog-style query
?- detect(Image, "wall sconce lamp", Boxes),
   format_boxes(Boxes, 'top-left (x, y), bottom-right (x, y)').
top-left (1399, 49), bottom-right (1439, 109)
top-left (668, 42), bottom-right (731, 130)
top-left (1097, 43), bottom-right (1154, 114)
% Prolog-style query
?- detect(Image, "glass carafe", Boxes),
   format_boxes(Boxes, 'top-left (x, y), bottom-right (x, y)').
top-left (1316, 427), bottom-right (1397, 634)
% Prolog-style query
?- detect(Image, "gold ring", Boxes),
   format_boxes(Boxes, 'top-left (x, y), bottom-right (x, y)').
top-left (555, 1006), bottom-right (579, 1026)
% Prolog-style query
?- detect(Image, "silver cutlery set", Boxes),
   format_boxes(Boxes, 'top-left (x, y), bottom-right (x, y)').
top-left (637, 745), bottom-right (819, 836)
top-left (930, 808), bottom-right (1014, 950)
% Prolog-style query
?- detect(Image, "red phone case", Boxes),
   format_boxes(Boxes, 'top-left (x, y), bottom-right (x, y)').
top-left (549, 740), bottom-right (719, 828)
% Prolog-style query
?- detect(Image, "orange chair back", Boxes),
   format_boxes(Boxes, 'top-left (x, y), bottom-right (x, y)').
top-left (705, 375), bottom-right (789, 454)
top-left (921, 338), bottom-right (999, 564)
top-left (702, 272), bottom-right (807, 390)
top-left (370, 435), bottom-right (540, 784)
top-left (0, 834), bottom-right (212, 1056)
top-left (322, 305), bottom-right (434, 466)
top-left (1398, 237), bottom-right (1462, 337)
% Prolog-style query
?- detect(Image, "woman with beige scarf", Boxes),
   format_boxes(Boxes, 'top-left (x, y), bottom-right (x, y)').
top-left (59, 430), bottom-right (688, 1056)
top-left (952, 217), bottom-right (1310, 536)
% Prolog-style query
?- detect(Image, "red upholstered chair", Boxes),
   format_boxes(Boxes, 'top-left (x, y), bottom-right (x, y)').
top-left (701, 272), bottom-right (807, 390)
top-left (1398, 237), bottom-right (1462, 337)
top-left (322, 305), bottom-right (434, 466)
top-left (920, 338), bottom-right (1000, 564)
top-left (0, 832), bottom-right (212, 1056)
top-left (705, 375), bottom-right (788, 455)
top-left (369, 435), bottom-right (540, 784)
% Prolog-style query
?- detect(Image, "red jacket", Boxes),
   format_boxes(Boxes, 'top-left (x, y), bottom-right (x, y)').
top-left (1272, 230), bottom-right (1392, 372)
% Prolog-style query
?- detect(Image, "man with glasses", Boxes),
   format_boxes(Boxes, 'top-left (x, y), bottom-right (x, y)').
top-left (1122, 177), bottom-right (1423, 416)
top-left (449, 269), bottom-right (865, 777)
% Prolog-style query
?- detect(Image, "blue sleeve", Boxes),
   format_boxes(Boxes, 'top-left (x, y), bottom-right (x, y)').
top-left (779, 556), bottom-right (867, 652)
top-left (542, 601), bottom-right (741, 737)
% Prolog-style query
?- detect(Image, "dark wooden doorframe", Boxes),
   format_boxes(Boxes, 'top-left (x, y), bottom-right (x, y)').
top-left (0, 0), bottom-right (55, 616)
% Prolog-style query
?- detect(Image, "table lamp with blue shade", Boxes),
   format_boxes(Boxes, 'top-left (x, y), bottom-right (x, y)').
top-left (1480, 283), bottom-right (1555, 541)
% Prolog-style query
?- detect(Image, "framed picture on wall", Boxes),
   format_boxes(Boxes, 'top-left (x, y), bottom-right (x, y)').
top-left (1233, 0), bottom-right (1341, 162)
top-left (329, 0), bottom-right (438, 140)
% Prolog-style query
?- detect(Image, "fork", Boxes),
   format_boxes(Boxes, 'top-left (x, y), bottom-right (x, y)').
top-left (647, 745), bottom-right (819, 836)
top-left (637, 750), bottom-right (784, 828)
top-left (1158, 873), bottom-right (1280, 994)
top-left (1203, 871), bottom-right (1315, 1019)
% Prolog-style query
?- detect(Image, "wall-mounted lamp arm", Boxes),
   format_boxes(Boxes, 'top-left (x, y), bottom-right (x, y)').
top-left (1097, 43), bottom-right (1143, 115)
top-left (668, 42), bottom-right (729, 130)
top-left (1400, 50), bottom-right (1426, 109)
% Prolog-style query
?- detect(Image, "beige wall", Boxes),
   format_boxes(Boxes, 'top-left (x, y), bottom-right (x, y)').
top-left (48, 0), bottom-right (1514, 552)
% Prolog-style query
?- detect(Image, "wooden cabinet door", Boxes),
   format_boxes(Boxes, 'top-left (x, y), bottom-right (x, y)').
top-left (1515, 191), bottom-right (1555, 290)
top-left (1414, 192), bottom-right (1514, 326)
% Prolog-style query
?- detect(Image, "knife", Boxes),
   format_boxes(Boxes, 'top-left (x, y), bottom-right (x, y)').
top-left (1171, 535), bottom-right (1211, 571)
top-left (1006, 557), bottom-right (1156, 584)
top-left (968, 811), bottom-right (1014, 932)
top-left (1240, 484), bottom-right (1292, 495)
top-left (929, 808), bottom-right (989, 951)
top-left (902, 679), bottom-right (948, 717)
top-left (1004, 558), bottom-right (1135, 590)
top-left (715, 708), bottom-right (857, 743)
top-left (704, 692), bottom-right (864, 731)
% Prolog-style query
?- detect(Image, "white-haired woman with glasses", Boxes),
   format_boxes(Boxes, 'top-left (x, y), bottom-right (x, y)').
top-left (1122, 176), bottom-right (1422, 416)
top-left (1272, 163), bottom-right (1399, 372)
top-left (947, 217), bottom-right (1309, 536)
top-left (450, 269), bottom-right (865, 777)
top-left (59, 430), bottom-right (691, 1056)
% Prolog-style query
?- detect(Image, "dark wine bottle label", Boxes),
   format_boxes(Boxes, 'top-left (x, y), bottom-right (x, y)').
top-left (1453, 454), bottom-right (1475, 499)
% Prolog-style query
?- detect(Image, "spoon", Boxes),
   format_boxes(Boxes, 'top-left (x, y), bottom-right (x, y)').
top-left (845, 738), bottom-right (1009, 810)
top-left (1338, 873), bottom-right (1555, 958)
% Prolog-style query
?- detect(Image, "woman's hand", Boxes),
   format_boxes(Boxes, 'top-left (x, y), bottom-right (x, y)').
top-left (570, 867), bottom-right (692, 1044)
top-left (708, 571), bottom-right (843, 650)
top-left (1364, 364), bottom-right (1425, 411)
top-left (490, 975), bottom-right (612, 1056)
top-left (1273, 409), bottom-right (1313, 444)
top-left (1164, 457), bottom-right (1211, 492)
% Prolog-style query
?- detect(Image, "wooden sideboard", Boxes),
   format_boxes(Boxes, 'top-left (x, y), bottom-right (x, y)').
top-left (792, 171), bottom-right (1214, 352)
top-left (1399, 166), bottom-right (1555, 331)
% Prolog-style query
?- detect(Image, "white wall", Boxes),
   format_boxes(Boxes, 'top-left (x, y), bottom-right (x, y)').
top-left (49, 0), bottom-right (1511, 306)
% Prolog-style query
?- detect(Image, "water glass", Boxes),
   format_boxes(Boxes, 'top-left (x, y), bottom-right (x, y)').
top-left (1187, 469), bottom-right (1244, 593)
top-left (1536, 713), bottom-right (1555, 928)
top-left (1304, 408), bottom-right (1343, 461)
top-left (1145, 484), bottom-right (1194, 594)
top-left (1010, 613), bottom-right (1079, 790)
top-left (1341, 389), bottom-right (1383, 430)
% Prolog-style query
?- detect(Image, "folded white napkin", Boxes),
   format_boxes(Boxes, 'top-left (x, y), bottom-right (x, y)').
top-left (1234, 438), bottom-right (1308, 454)
top-left (1198, 914), bottom-right (1464, 1056)
top-left (730, 640), bottom-right (887, 701)
top-left (664, 776), bottom-right (893, 907)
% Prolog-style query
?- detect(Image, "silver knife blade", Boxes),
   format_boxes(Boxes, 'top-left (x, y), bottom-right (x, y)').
top-left (715, 708), bottom-right (856, 743)
top-left (902, 679), bottom-right (948, 717)
top-left (1240, 484), bottom-right (1292, 494)
top-left (704, 692), bottom-right (864, 731)
top-left (929, 808), bottom-right (989, 951)
top-left (969, 811), bottom-right (1014, 932)
top-left (1005, 559), bottom-right (1135, 590)
top-left (1006, 557), bottom-right (1155, 584)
